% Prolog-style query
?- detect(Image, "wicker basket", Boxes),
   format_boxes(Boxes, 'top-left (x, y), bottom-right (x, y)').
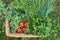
top-left (5, 18), bottom-right (39, 38)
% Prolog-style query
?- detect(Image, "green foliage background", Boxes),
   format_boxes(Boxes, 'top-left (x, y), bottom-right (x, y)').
top-left (0, 0), bottom-right (60, 40)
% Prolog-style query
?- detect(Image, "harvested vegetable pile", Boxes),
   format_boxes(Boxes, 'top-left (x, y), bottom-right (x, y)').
top-left (1, 0), bottom-right (60, 39)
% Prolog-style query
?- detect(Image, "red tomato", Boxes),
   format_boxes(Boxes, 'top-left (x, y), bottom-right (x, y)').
top-left (16, 28), bottom-right (23, 33)
top-left (21, 26), bottom-right (26, 30)
top-left (18, 21), bottom-right (29, 27)
top-left (21, 28), bottom-right (25, 32)
top-left (24, 22), bottom-right (29, 27)
top-left (18, 22), bottom-right (25, 27)
top-left (17, 21), bottom-right (29, 33)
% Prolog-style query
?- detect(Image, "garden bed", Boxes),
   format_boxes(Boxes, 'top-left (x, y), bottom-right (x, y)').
top-left (5, 18), bottom-right (39, 37)
top-left (0, 0), bottom-right (57, 38)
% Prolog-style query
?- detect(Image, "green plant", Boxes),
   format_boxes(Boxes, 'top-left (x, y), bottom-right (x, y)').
top-left (1, 0), bottom-right (60, 39)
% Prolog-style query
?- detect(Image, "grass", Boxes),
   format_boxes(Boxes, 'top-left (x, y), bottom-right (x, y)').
top-left (0, 0), bottom-right (60, 40)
